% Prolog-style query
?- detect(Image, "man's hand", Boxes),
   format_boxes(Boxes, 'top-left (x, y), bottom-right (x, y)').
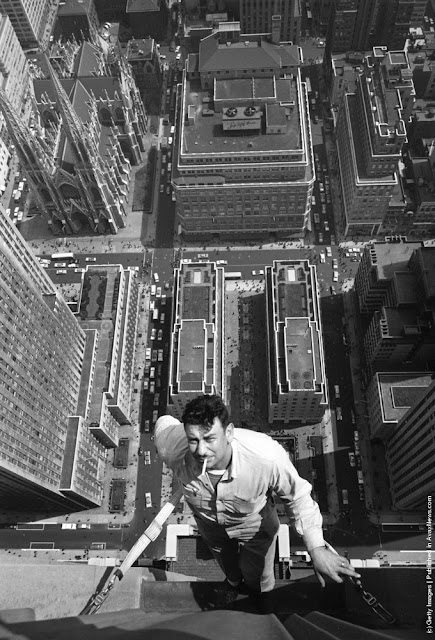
top-left (226, 513), bottom-right (262, 541)
top-left (309, 546), bottom-right (361, 588)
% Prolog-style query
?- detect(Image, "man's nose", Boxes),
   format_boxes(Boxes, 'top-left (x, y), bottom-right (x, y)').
top-left (197, 440), bottom-right (207, 456)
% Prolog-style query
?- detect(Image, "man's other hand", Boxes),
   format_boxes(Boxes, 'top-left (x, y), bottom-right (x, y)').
top-left (309, 546), bottom-right (361, 588)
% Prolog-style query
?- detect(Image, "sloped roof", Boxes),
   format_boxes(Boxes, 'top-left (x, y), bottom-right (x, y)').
top-left (199, 36), bottom-right (300, 72)
top-left (127, 0), bottom-right (160, 12)
top-left (73, 41), bottom-right (103, 77)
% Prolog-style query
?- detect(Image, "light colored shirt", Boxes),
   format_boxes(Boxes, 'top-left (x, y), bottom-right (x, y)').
top-left (155, 416), bottom-right (325, 551)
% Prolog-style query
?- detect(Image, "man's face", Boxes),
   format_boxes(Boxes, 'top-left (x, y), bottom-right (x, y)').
top-left (185, 417), bottom-right (233, 471)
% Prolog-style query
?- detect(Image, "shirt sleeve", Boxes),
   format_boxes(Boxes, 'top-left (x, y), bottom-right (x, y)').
top-left (270, 440), bottom-right (324, 551)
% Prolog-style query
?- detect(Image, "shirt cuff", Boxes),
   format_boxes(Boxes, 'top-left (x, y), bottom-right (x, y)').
top-left (302, 527), bottom-right (325, 552)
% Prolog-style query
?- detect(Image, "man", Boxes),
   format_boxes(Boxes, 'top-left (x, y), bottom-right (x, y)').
top-left (155, 394), bottom-right (360, 612)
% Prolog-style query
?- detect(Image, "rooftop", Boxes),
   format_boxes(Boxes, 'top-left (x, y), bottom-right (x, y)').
top-left (377, 372), bottom-right (433, 423)
top-left (181, 76), bottom-right (304, 157)
top-left (369, 241), bottom-right (421, 279)
top-left (199, 36), bottom-right (300, 73)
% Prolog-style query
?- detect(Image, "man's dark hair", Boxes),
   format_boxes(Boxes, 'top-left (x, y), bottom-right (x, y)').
top-left (182, 395), bottom-right (229, 432)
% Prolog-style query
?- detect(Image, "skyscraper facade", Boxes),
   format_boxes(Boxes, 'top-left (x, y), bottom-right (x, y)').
top-left (240, 0), bottom-right (301, 45)
top-left (0, 208), bottom-right (104, 511)
top-left (386, 378), bottom-right (435, 510)
top-left (0, 0), bottom-right (59, 48)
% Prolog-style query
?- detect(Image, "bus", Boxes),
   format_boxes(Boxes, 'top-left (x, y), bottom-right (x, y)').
top-left (51, 252), bottom-right (75, 262)
top-left (224, 272), bottom-right (242, 280)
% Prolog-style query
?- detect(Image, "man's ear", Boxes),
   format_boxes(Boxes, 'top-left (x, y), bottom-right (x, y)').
top-left (226, 422), bottom-right (234, 442)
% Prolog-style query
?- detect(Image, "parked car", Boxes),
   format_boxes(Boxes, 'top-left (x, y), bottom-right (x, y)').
top-left (348, 453), bottom-right (356, 467)
top-left (151, 328), bottom-right (156, 340)
top-left (145, 492), bottom-right (152, 508)
top-left (341, 489), bottom-right (349, 505)
top-left (158, 329), bottom-right (163, 341)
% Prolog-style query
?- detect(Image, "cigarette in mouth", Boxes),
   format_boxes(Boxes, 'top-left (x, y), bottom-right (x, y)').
top-left (202, 458), bottom-right (207, 474)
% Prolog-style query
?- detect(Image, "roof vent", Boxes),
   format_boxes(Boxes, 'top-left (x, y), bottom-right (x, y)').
top-left (226, 107), bottom-right (237, 117)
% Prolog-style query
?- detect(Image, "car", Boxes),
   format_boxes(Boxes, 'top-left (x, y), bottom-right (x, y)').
top-left (318, 232), bottom-right (324, 243)
top-left (166, 186), bottom-right (171, 195)
top-left (77, 523), bottom-right (91, 529)
top-left (168, 137), bottom-right (173, 145)
top-left (348, 453), bottom-right (356, 467)
top-left (170, 125), bottom-right (175, 134)
top-left (158, 329), bottom-right (163, 341)
top-left (161, 295), bottom-right (166, 306)
top-left (152, 349), bottom-right (158, 362)
top-left (330, 235), bottom-right (336, 245)
top-left (319, 183), bottom-right (324, 192)
top-left (62, 523), bottom-right (77, 529)
top-left (354, 440), bottom-right (361, 454)
top-left (160, 313), bottom-right (165, 323)
top-left (151, 284), bottom-right (156, 296)
top-left (330, 285), bottom-right (336, 295)
top-left (321, 205), bottom-right (327, 214)
top-left (332, 259), bottom-right (338, 269)
top-left (252, 270), bottom-right (258, 276)
top-left (74, 268), bottom-right (85, 273)
top-left (151, 328), bottom-right (156, 340)
top-left (143, 379), bottom-right (149, 391)
top-left (358, 485), bottom-right (365, 501)
top-left (150, 367), bottom-right (155, 379)
top-left (341, 489), bottom-right (349, 505)
top-left (354, 430), bottom-right (359, 441)
top-left (158, 349), bottom-right (163, 362)
top-left (156, 287), bottom-right (162, 298)
top-left (145, 492), bottom-right (152, 508)
top-left (314, 213), bottom-right (320, 224)
top-left (144, 451), bottom-right (151, 465)
top-left (175, 46), bottom-right (181, 53)
top-left (161, 169), bottom-right (165, 177)
top-left (144, 420), bottom-right (150, 432)
top-left (152, 409), bottom-right (158, 422)
top-left (55, 262), bottom-right (67, 268)
top-left (154, 393), bottom-right (160, 406)
top-left (146, 347), bottom-right (151, 360)
top-left (324, 221), bottom-right (330, 231)
top-left (56, 269), bottom-right (67, 274)
top-left (198, 253), bottom-right (208, 258)
top-left (333, 270), bottom-right (339, 282)
top-left (149, 300), bottom-right (155, 312)
top-left (85, 257), bottom-right (96, 262)
top-left (357, 470), bottom-right (364, 485)
top-left (313, 114), bottom-right (319, 124)
top-left (334, 384), bottom-right (340, 398)
top-left (167, 163), bottom-right (172, 172)
top-left (351, 257), bottom-right (360, 262)
top-left (153, 273), bottom-right (159, 283)
top-left (259, 269), bottom-right (264, 275)
top-left (326, 246), bottom-right (332, 257)
top-left (320, 193), bottom-right (325, 203)
top-left (176, 53), bottom-right (181, 61)
top-left (150, 381), bottom-right (155, 394)
top-left (157, 364), bottom-right (163, 376)
top-left (320, 252), bottom-right (325, 263)
top-left (317, 40), bottom-right (325, 47)
top-left (68, 263), bottom-right (78, 268)
top-left (216, 260), bottom-right (228, 265)
top-left (311, 195), bottom-right (316, 205)
top-left (160, 185), bottom-right (164, 193)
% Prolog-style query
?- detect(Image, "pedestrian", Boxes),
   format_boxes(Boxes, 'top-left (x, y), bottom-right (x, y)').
top-left (154, 395), bottom-right (360, 614)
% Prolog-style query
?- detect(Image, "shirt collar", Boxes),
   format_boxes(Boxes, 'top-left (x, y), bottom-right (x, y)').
top-left (183, 441), bottom-right (239, 480)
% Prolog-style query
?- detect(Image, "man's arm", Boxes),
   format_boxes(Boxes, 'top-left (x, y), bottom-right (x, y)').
top-left (270, 441), bottom-right (360, 586)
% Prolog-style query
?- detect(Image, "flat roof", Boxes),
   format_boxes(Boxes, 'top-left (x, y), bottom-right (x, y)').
top-left (377, 372), bottom-right (433, 422)
top-left (178, 319), bottom-right (207, 392)
top-left (369, 242), bottom-right (421, 279)
top-left (181, 76), bottom-right (303, 157)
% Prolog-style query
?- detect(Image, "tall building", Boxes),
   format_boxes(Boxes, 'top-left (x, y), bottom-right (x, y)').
top-left (326, 0), bottom-right (423, 53)
top-left (175, 23), bottom-right (314, 241)
top-left (168, 261), bottom-right (226, 419)
top-left (386, 378), bottom-right (435, 510)
top-left (265, 259), bottom-right (327, 424)
top-left (366, 371), bottom-right (433, 440)
top-left (335, 48), bottom-right (409, 237)
top-left (240, 1), bottom-right (302, 45)
top-left (0, 14), bottom-right (30, 189)
top-left (0, 208), bottom-right (105, 511)
top-left (0, 0), bottom-right (59, 48)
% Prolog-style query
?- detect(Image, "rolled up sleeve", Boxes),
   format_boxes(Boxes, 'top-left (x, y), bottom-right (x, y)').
top-left (271, 443), bottom-right (324, 551)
